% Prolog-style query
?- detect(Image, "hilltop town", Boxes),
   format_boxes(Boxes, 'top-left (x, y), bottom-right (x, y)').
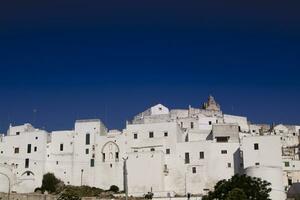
top-left (0, 96), bottom-right (299, 200)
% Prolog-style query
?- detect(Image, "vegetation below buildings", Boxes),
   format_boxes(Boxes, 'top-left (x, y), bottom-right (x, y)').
top-left (37, 173), bottom-right (121, 199)
top-left (202, 174), bottom-right (272, 200)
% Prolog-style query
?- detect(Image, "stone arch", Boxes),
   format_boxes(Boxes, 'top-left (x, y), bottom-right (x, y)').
top-left (21, 170), bottom-right (35, 176)
top-left (101, 141), bottom-right (120, 153)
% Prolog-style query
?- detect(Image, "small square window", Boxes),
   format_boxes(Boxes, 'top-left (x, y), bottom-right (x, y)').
top-left (209, 121), bottom-right (212, 125)
top-left (56, 161), bottom-right (59, 165)
top-left (150, 148), bottom-right (155, 152)
top-left (254, 143), bottom-right (259, 150)
top-left (35, 137), bottom-right (38, 140)
top-left (14, 148), bottom-right (19, 154)
top-left (164, 132), bottom-right (168, 137)
top-left (227, 163), bottom-right (231, 168)
top-left (192, 167), bottom-right (196, 174)
top-left (285, 162), bottom-right (290, 167)
top-left (149, 132), bottom-right (154, 138)
top-left (166, 149), bottom-right (170, 154)
top-left (16, 132), bottom-right (20, 135)
top-left (221, 150), bottom-right (227, 154)
top-left (255, 162), bottom-right (260, 166)
top-left (134, 133), bottom-right (138, 139)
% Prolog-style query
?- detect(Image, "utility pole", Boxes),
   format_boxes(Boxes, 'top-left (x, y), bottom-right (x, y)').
top-left (123, 157), bottom-right (128, 200)
top-left (0, 172), bottom-right (10, 200)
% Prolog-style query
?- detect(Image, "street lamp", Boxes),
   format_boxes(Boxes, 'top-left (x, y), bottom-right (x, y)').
top-left (80, 169), bottom-right (84, 186)
top-left (0, 172), bottom-right (10, 200)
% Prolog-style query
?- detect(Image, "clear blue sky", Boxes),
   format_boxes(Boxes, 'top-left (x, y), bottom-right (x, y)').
top-left (0, 0), bottom-right (299, 132)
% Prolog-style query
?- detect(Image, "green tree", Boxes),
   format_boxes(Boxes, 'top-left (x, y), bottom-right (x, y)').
top-left (109, 185), bottom-right (119, 193)
top-left (226, 188), bottom-right (247, 200)
top-left (41, 173), bottom-right (62, 193)
top-left (203, 174), bottom-right (271, 200)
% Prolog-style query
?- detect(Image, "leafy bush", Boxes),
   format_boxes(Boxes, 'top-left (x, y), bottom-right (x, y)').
top-left (57, 193), bottom-right (81, 200)
top-left (41, 173), bottom-right (63, 193)
top-left (62, 185), bottom-right (105, 197)
top-left (109, 185), bottom-right (119, 193)
top-left (226, 188), bottom-right (247, 200)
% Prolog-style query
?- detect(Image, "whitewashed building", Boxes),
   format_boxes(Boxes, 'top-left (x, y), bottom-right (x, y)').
top-left (0, 96), bottom-right (298, 200)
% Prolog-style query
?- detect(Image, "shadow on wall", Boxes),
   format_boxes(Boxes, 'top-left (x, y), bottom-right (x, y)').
top-left (233, 148), bottom-right (242, 175)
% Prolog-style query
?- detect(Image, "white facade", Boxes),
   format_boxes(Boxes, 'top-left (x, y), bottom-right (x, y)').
top-left (0, 96), bottom-right (297, 199)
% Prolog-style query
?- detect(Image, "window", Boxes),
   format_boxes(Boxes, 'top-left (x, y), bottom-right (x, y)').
top-left (134, 133), bottom-right (138, 139)
top-left (86, 149), bottom-right (89, 154)
top-left (25, 158), bottom-right (29, 168)
top-left (56, 161), bottom-right (59, 165)
top-left (60, 143), bottom-right (64, 151)
top-left (35, 137), bottom-right (38, 140)
top-left (221, 150), bottom-right (227, 154)
top-left (34, 147), bottom-right (37, 152)
top-left (16, 132), bottom-right (20, 135)
top-left (254, 143), bottom-right (259, 150)
top-left (27, 144), bottom-right (31, 153)
top-left (90, 159), bottom-right (95, 167)
top-left (288, 179), bottom-right (292, 186)
top-left (149, 132), bottom-right (154, 138)
top-left (285, 162), bottom-right (290, 167)
top-left (227, 163), bottom-right (232, 168)
top-left (164, 132), bottom-right (168, 137)
top-left (209, 121), bottom-right (212, 125)
top-left (185, 152), bottom-right (190, 164)
top-left (180, 122), bottom-right (183, 128)
top-left (192, 167), bottom-right (196, 174)
top-left (255, 162), bottom-right (260, 166)
top-left (27, 171), bottom-right (31, 176)
top-left (115, 152), bottom-right (119, 161)
top-left (216, 137), bottom-right (229, 143)
top-left (199, 151), bottom-right (204, 159)
top-left (191, 122), bottom-right (194, 129)
top-left (185, 134), bottom-right (189, 142)
top-left (86, 133), bottom-right (90, 145)
top-left (166, 149), bottom-right (170, 154)
top-left (150, 148), bottom-right (155, 152)
top-left (102, 153), bottom-right (105, 162)
top-left (164, 164), bottom-right (168, 171)
top-left (14, 148), bottom-right (19, 154)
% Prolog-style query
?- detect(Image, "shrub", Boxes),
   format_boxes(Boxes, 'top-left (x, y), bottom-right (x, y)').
top-left (203, 174), bottom-right (271, 200)
top-left (41, 173), bottom-right (63, 193)
top-left (109, 185), bottom-right (119, 193)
